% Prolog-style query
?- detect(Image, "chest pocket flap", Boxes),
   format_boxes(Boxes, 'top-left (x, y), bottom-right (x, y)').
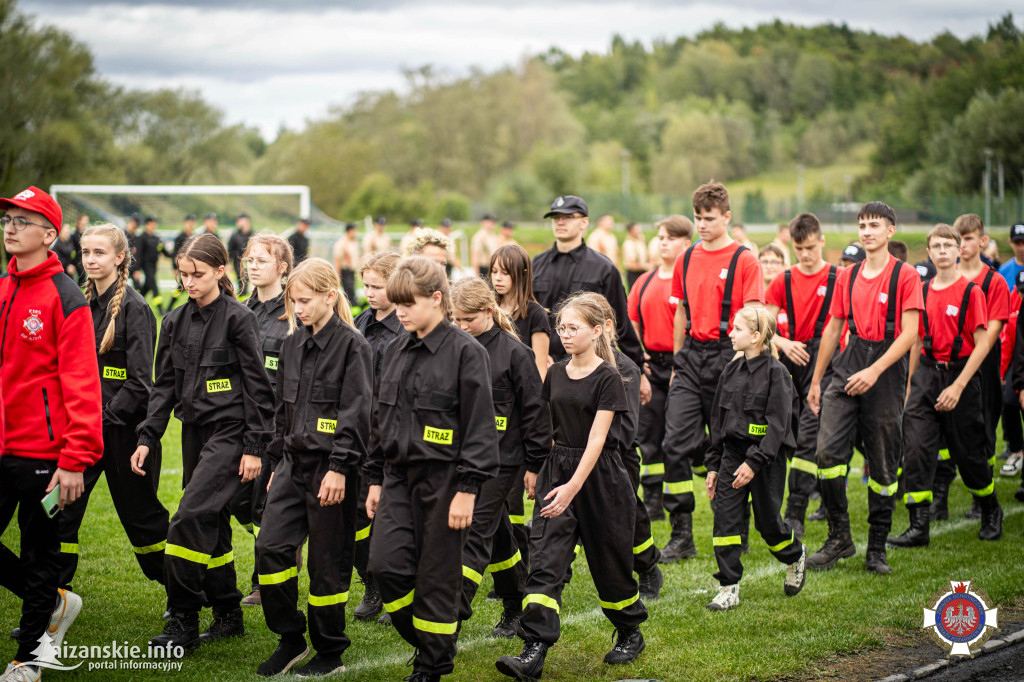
top-left (311, 381), bottom-right (341, 403)
top-left (743, 392), bottom-right (768, 415)
top-left (200, 346), bottom-right (239, 367)
top-left (263, 336), bottom-right (284, 354)
top-left (378, 380), bottom-right (398, 406)
top-left (282, 378), bottom-right (299, 404)
top-left (416, 386), bottom-right (457, 411)
top-left (492, 386), bottom-right (513, 404)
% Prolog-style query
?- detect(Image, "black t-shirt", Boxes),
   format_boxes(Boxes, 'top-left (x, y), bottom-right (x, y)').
top-left (542, 359), bottom-right (628, 451)
top-left (513, 300), bottom-right (552, 347)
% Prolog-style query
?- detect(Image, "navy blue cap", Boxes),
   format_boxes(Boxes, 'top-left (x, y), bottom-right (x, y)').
top-left (1011, 223), bottom-right (1024, 242)
top-left (184, 213), bottom-right (197, 221)
top-left (914, 260), bottom-right (936, 282)
top-left (374, 216), bottom-right (387, 225)
top-left (841, 243), bottom-right (866, 263)
top-left (440, 218), bottom-right (452, 227)
top-left (544, 195), bottom-right (588, 219)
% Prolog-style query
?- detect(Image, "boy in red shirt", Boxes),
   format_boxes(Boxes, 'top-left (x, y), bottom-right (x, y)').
top-left (888, 224), bottom-right (1001, 546)
top-left (659, 183), bottom-right (763, 561)
top-left (0, 187), bottom-right (103, 679)
top-left (930, 214), bottom-right (1009, 520)
top-left (765, 213), bottom-right (838, 539)
top-left (806, 202), bottom-right (922, 574)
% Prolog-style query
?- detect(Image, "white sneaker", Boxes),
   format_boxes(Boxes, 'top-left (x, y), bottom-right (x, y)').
top-left (785, 545), bottom-right (807, 596)
top-left (0, 662), bottom-right (40, 682)
top-left (1000, 452), bottom-right (1023, 477)
top-left (706, 584), bottom-right (739, 611)
top-left (47, 589), bottom-right (81, 652)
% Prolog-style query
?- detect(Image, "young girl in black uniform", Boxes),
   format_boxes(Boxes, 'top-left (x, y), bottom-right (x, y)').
top-left (364, 257), bottom-right (498, 682)
top-left (704, 305), bottom-right (806, 611)
top-left (497, 295), bottom-right (647, 681)
top-left (451, 278), bottom-right (550, 639)
top-left (131, 233), bottom-right (275, 651)
top-left (254, 258), bottom-right (372, 677)
top-left (490, 243), bottom-right (550, 576)
top-left (56, 224), bottom-right (169, 589)
top-left (232, 233), bottom-right (294, 607)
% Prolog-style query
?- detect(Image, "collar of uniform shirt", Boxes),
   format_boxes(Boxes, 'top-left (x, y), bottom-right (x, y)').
top-left (189, 293), bottom-right (225, 320)
top-left (90, 284), bottom-right (116, 311)
top-left (739, 351), bottom-right (772, 372)
top-left (303, 313), bottom-right (342, 349)
top-left (377, 308), bottom-right (404, 335)
top-left (247, 289), bottom-right (285, 313)
top-left (406, 319), bottom-right (453, 354)
top-left (550, 241), bottom-right (587, 261)
top-left (476, 324), bottom-right (502, 346)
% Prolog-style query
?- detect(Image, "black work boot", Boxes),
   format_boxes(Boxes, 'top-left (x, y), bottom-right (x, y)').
top-left (658, 512), bottom-right (697, 562)
top-left (604, 627), bottom-right (646, 664)
top-left (642, 484), bottom-right (665, 521)
top-left (965, 496), bottom-right (982, 519)
top-left (150, 610), bottom-right (201, 650)
top-left (784, 499), bottom-right (808, 541)
top-left (807, 501), bottom-right (827, 521)
top-left (930, 478), bottom-right (950, 520)
top-left (354, 578), bottom-right (383, 621)
top-left (496, 640), bottom-right (548, 680)
top-left (492, 602), bottom-right (522, 639)
top-left (199, 607), bottom-right (245, 642)
top-left (637, 564), bottom-right (663, 600)
top-left (865, 526), bottom-right (891, 574)
top-left (256, 634), bottom-right (309, 677)
top-left (978, 493), bottom-right (1003, 541)
top-left (887, 505), bottom-right (930, 548)
top-left (807, 513), bottom-right (855, 570)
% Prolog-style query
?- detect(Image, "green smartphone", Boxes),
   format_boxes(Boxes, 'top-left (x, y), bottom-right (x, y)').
top-left (41, 484), bottom-right (62, 518)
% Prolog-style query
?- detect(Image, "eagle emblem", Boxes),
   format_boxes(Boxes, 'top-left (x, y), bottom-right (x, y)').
top-left (923, 580), bottom-right (997, 657)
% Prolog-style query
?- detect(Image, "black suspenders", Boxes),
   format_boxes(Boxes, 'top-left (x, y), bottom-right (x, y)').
top-left (847, 259), bottom-right (904, 342)
top-left (680, 244), bottom-right (749, 336)
top-left (922, 280), bottom-right (976, 361)
top-left (783, 264), bottom-right (837, 341)
top-left (635, 269), bottom-right (660, 349)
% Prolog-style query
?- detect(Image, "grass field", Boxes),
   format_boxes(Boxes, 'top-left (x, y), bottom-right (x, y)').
top-left (2, 417), bottom-right (1023, 681)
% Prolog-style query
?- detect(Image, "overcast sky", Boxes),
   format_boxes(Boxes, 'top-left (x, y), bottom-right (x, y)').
top-left (22, 0), bottom-right (1013, 140)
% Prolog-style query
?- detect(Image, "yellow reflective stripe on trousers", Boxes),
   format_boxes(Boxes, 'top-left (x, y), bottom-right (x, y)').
top-left (523, 594), bottom-right (560, 613)
top-left (938, 449), bottom-right (951, 461)
top-left (818, 464), bottom-right (848, 480)
top-left (165, 543), bottom-right (211, 565)
top-left (663, 480), bottom-right (693, 494)
top-left (133, 540), bottom-right (166, 555)
top-left (309, 591), bottom-right (349, 607)
top-left (641, 462), bottom-right (665, 476)
top-left (508, 514), bottom-right (525, 525)
top-left (904, 490), bottom-right (934, 505)
top-left (489, 550), bottom-right (522, 573)
top-left (966, 481), bottom-right (995, 497)
top-left (767, 531), bottom-right (794, 553)
top-left (633, 536), bottom-right (654, 555)
top-left (259, 566), bottom-right (298, 586)
top-left (60, 543), bottom-right (79, 555)
top-left (355, 524), bottom-right (371, 542)
top-left (692, 465), bottom-right (707, 475)
top-left (208, 552), bottom-right (234, 569)
top-left (712, 535), bottom-right (742, 547)
top-left (462, 565), bottom-right (483, 584)
top-left (253, 524), bottom-right (260, 539)
top-left (412, 616), bottom-right (458, 635)
top-left (867, 478), bottom-right (898, 497)
top-left (384, 589), bottom-right (415, 613)
top-left (599, 592), bottom-right (640, 611)
top-left (790, 457), bottom-right (817, 476)
top-left (988, 454), bottom-right (997, 468)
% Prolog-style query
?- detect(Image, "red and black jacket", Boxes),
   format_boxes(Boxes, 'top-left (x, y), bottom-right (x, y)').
top-left (0, 252), bottom-right (103, 471)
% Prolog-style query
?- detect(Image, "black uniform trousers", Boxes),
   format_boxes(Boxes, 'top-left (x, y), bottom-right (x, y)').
top-left (460, 465), bottom-right (526, 621)
top-left (638, 356), bottom-right (672, 489)
top-left (166, 420), bottom-right (245, 613)
top-left (620, 444), bottom-right (661, 573)
top-left (57, 422), bottom-right (168, 589)
top-left (340, 268), bottom-right (357, 308)
top-left (139, 263), bottom-right (160, 301)
top-left (0, 456), bottom-right (61, 663)
top-left (901, 360), bottom-right (995, 505)
top-left (662, 336), bottom-right (733, 513)
top-left (257, 453), bottom-right (355, 656)
top-left (934, 342), bottom-right (1001, 488)
top-left (229, 464), bottom-right (270, 591)
top-left (815, 336), bottom-right (907, 532)
top-left (502, 468), bottom-right (530, 572)
top-left (353, 475), bottom-right (373, 581)
top-left (1002, 372), bottom-right (1024, 453)
top-left (519, 446), bottom-right (647, 646)
top-left (712, 439), bottom-right (803, 586)
top-left (783, 338), bottom-right (832, 509)
top-left (368, 463), bottom-right (466, 677)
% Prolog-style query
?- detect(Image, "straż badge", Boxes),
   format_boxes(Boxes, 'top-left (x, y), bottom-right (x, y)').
top-left (923, 580), bottom-right (997, 657)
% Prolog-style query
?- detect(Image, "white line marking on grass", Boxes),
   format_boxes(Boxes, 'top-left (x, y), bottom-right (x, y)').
top-left (343, 506), bottom-right (1023, 675)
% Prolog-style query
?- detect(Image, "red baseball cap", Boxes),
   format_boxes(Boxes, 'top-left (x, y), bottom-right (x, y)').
top-left (0, 186), bottom-right (62, 230)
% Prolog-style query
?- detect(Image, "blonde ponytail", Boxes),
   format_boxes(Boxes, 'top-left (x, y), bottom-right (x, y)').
top-left (284, 258), bottom-right (354, 334)
top-left (82, 224), bottom-right (131, 354)
top-left (451, 277), bottom-right (519, 336)
top-left (735, 305), bottom-right (778, 358)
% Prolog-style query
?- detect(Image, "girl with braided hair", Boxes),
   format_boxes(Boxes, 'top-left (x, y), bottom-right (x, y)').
top-left (55, 223), bottom-right (169, 590)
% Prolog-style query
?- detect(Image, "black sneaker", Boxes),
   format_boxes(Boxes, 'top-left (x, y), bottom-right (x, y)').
top-left (1015, 484), bottom-right (1024, 503)
top-left (638, 565), bottom-right (663, 600)
top-left (149, 611), bottom-right (201, 650)
top-left (604, 627), bottom-right (645, 664)
top-left (294, 653), bottom-right (345, 678)
top-left (964, 498), bottom-right (982, 519)
top-left (9, 627), bottom-right (19, 640)
top-left (256, 636), bottom-right (309, 677)
top-left (353, 580), bottom-right (383, 621)
top-left (199, 608), bottom-right (245, 642)
top-left (496, 640), bottom-right (548, 680)
top-left (492, 606), bottom-right (522, 639)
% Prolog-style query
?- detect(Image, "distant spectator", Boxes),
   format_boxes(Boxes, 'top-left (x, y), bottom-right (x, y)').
top-left (769, 222), bottom-right (793, 266)
top-left (586, 214), bottom-right (620, 265)
top-left (887, 239), bottom-right (908, 262)
top-left (228, 213), bottom-right (253, 294)
top-left (731, 224), bottom-right (757, 251)
top-left (622, 221), bottom-right (650, 289)
top-left (498, 220), bottom-right (518, 247)
top-left (471, 213), bottom-right (499, 276)
top-left (332, 222), bottom-right (361, 305)
top-left (288, 217), bottom-right (310, 263)
top-left (363, 215), bottom-right (392, 255)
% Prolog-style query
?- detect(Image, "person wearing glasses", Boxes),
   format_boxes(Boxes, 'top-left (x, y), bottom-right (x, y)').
top-left (231, 233), bottom-right (295, 607)
top-left (759, 244), bottom-right (786, 288)
top-left (531, 196), bottom-right (644, 369)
